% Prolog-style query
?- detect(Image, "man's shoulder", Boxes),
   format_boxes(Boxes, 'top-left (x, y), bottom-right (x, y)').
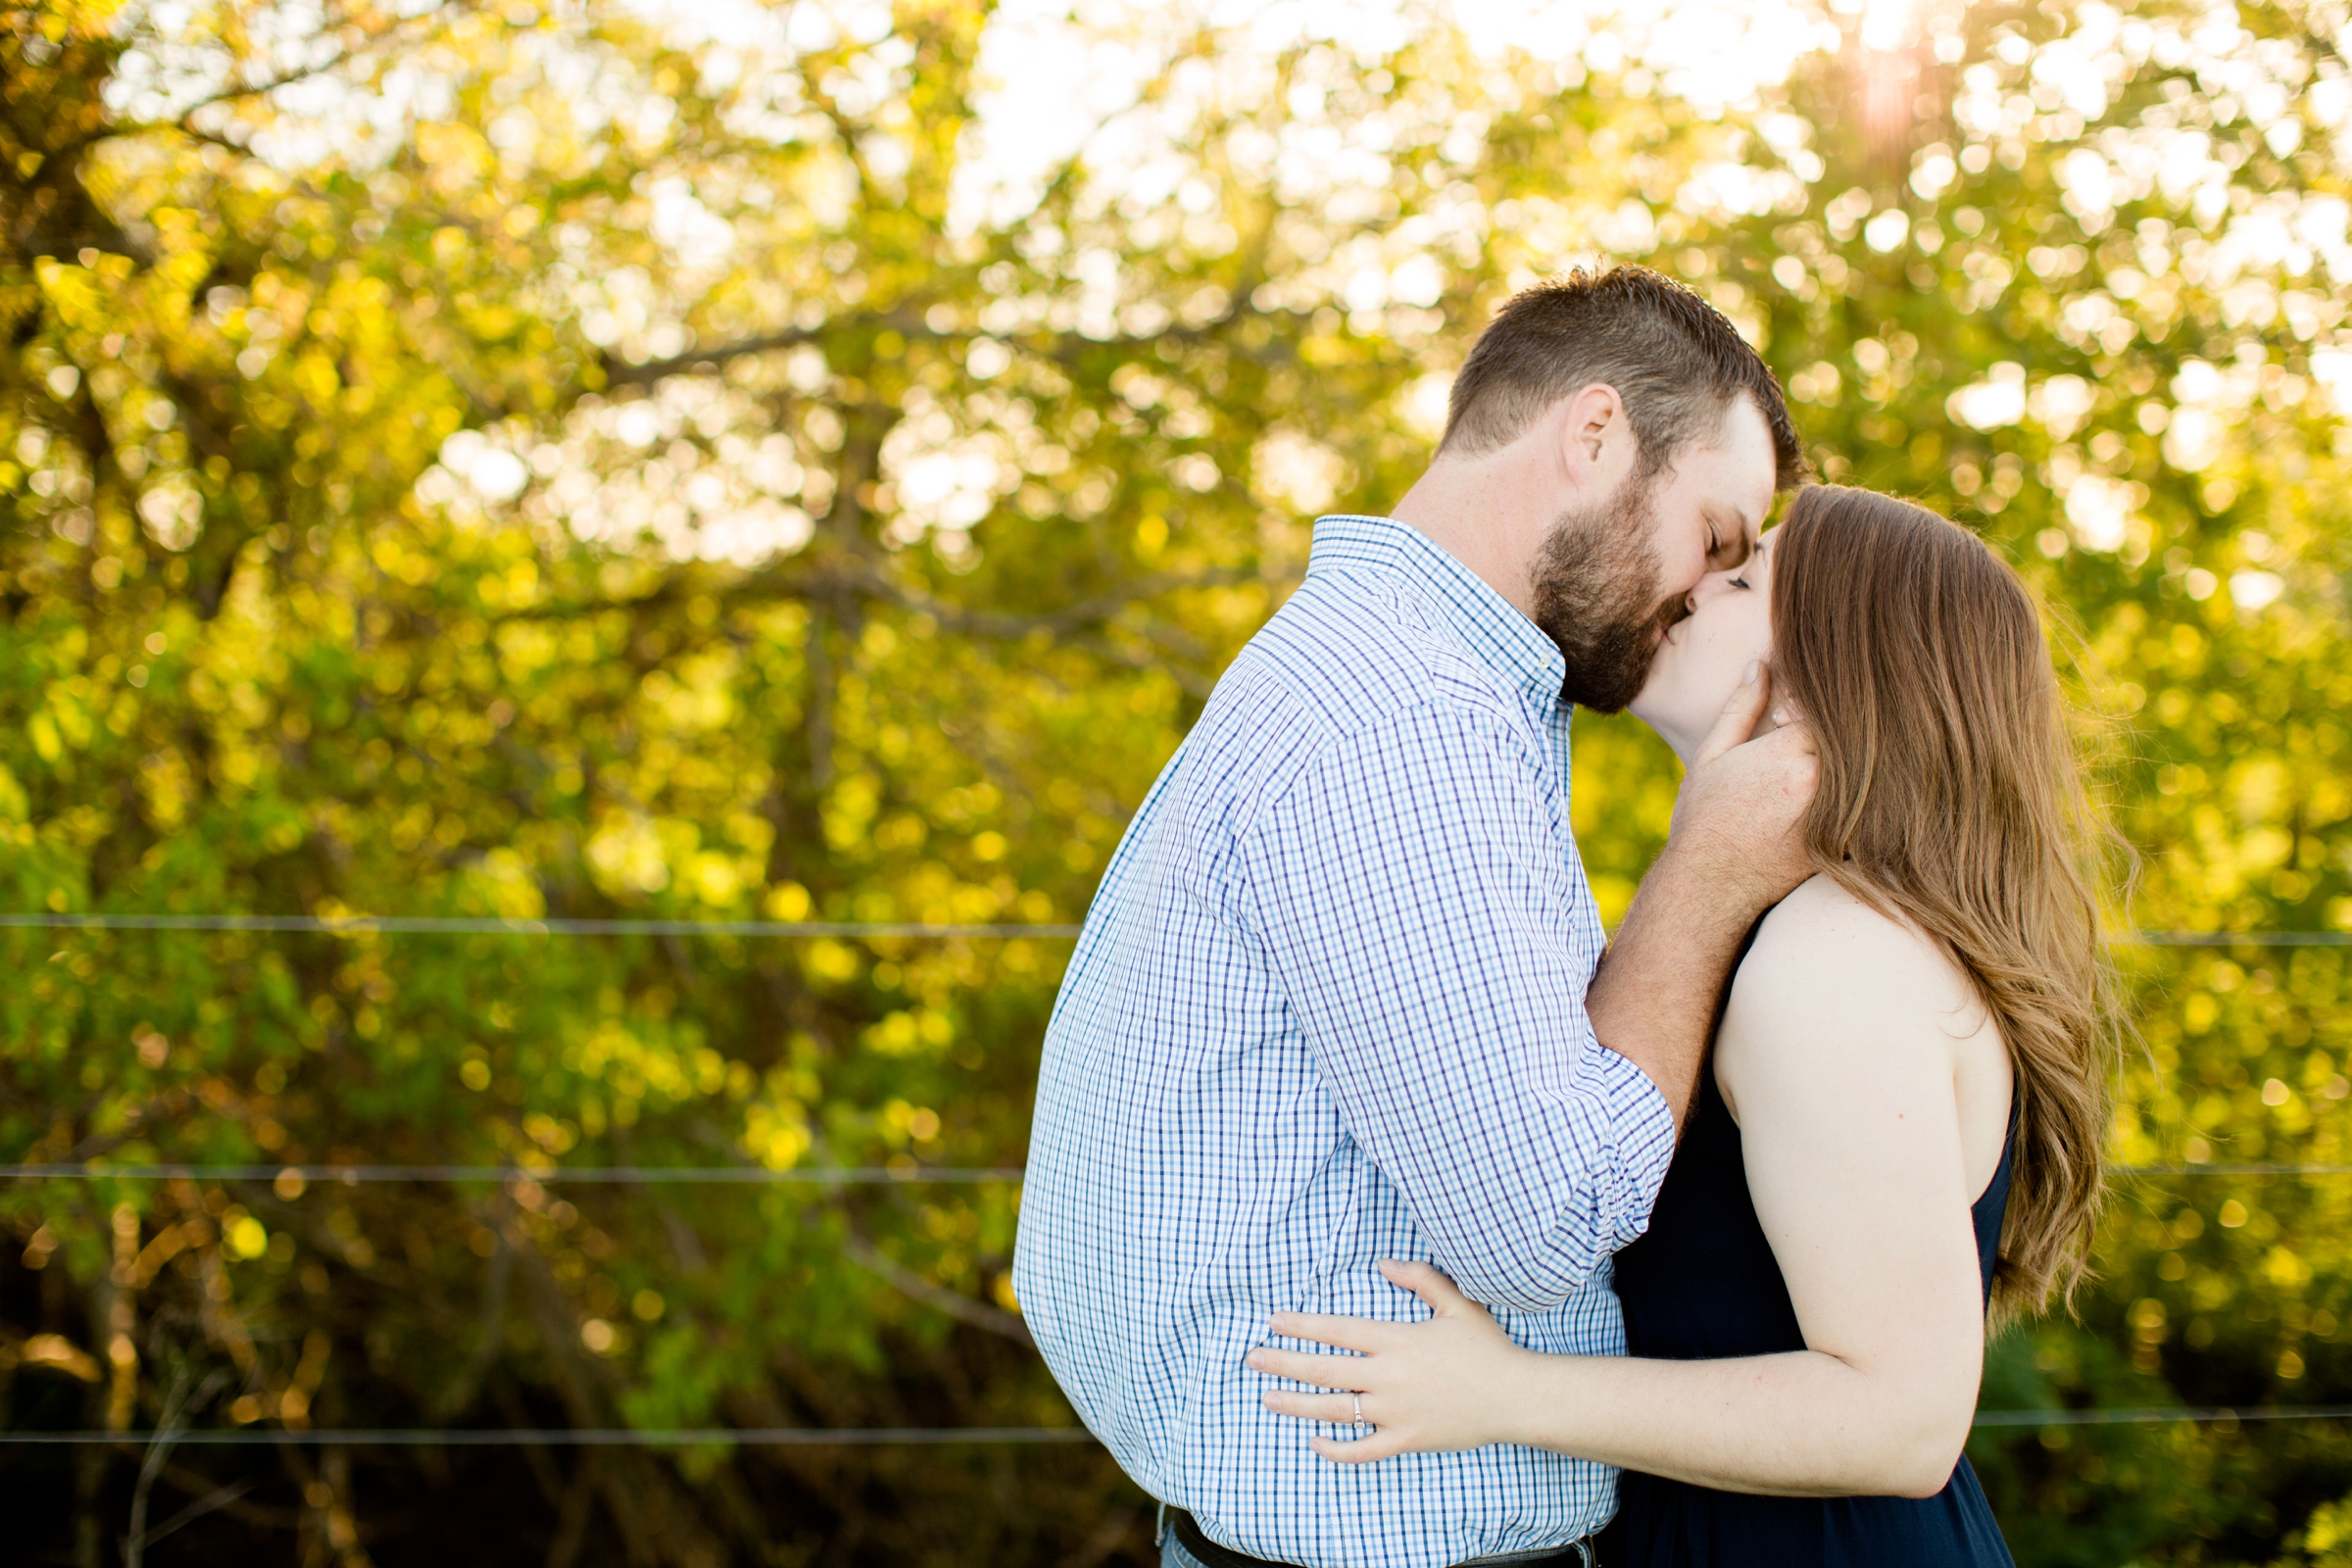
top-left (1153, 564), bottom-right (1551, 850)
top-left (1223, 564), bottom-right (1533, 741)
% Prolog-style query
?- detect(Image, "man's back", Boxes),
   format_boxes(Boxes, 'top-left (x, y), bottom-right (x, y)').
top-left (1014, 515), bottom-right (1677, 1568)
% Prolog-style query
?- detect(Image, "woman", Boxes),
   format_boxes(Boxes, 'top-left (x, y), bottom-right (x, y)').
top-left (1247, 485), bottom-right (2120, 1567)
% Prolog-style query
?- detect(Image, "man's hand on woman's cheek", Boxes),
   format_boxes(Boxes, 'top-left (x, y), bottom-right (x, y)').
top-left (1664, 662), bottom-right (1818, 913)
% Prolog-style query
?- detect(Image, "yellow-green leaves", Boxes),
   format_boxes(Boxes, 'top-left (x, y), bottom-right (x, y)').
top-left (7, 0), bottom-right (2352, 1557)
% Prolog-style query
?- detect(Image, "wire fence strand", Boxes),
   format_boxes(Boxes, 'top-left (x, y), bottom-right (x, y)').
top-left (8, 1408), bottom-right (2352, 1446)
top-left (6, 912), bottom-right (2348, 945)
top-left (2130, 933), bottom-right (2352, 947)
top-left (0, 913), bottom-right (1080, 938)
top-left (0, 1164), bottom-right (1025, 1185)
top-left (2115, 1163), bottom-right (2352, 1177)
top-left (1968, 1406), bottom-right (2352, 1429)
top-left (7, 1162), bottom-right (2350, 1184)
top-left (0, 1427), bottom-right (1101, 1447)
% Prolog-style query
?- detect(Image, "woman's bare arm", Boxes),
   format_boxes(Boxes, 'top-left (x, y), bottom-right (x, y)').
top-left (1249, 878), bottom-right (2002, 1498)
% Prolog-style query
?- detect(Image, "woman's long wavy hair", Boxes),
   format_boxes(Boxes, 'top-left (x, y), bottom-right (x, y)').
top-left (1771, 485), bottom-right (2125, 1316)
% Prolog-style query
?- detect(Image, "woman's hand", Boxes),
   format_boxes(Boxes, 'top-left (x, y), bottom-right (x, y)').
top-left (1246, 1259), bottom-right (1533, 1463)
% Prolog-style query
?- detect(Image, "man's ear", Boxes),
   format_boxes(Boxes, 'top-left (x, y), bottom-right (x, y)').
top-left (1555, 383), bottom-right (1635, 490)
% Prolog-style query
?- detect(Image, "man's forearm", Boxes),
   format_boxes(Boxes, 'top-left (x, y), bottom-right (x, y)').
top-left (1586, 849), bottom-right (1773, 1128)
top-left (1588, 662), bottom-right (1819, 1126)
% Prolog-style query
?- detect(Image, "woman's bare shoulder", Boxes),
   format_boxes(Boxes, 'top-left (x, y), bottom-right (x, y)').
top-left (1726, 875), bottom-right (1985, 1053)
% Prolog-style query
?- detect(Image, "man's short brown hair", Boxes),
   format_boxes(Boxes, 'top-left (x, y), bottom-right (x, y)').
top-left (1441, 266), bottom-right (1805, 489)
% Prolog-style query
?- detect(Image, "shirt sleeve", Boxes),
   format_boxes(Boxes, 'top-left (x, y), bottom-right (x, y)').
top-left (1246, 699), bottom-right (1678, 1312)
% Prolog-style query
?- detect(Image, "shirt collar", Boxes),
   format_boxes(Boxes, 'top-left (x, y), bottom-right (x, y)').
top-left (1305, 514), bottom-right (1568, 712)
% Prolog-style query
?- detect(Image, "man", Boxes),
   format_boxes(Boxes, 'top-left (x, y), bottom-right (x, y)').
top-left (1014, 267), bottom-right (1817, 1568)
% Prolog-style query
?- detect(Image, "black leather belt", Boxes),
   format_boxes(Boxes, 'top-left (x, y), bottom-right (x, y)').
top-left (1166, 1507), bottom-right (1597, 1568)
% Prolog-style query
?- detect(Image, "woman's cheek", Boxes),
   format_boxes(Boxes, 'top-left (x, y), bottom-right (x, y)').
top-left (1737, 598), bottom-right (1775, 674)
top-left (1694, 634), bottom-right (1749, 711)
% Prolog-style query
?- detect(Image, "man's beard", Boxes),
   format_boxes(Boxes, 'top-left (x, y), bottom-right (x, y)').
top-left (1529, 475), bottom-right (1681, 713)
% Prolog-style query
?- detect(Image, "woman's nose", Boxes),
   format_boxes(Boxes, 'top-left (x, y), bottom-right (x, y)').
top-left (1686, 570), bottom-right (1738, 608)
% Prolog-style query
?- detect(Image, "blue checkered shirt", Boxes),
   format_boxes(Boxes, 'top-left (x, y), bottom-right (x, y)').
top-left (1014, 514), bottom-right (1679, 1568)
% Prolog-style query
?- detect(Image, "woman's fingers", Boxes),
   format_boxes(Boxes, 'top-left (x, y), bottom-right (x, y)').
top-left (1267, 1310), bottom-right (1389, 1353)
top-left (1265, 1392), bottom-right (1418, 1464)
top-left (1246, 1346), bottom-right (1366, 1388)
top-left (1260, 1388), bottom-right (1364, 1424)
top-left (1250, 1268), bottom-right (1520, 1463)
top-left (1309, 1431), bottom-right (1408, 1464)
top-left (1691, 660), bottom-right (1769, 767)
top-left (1375, 1258), bottom-right (1472, 1313)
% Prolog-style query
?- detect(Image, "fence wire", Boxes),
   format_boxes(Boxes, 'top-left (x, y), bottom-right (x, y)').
top-left (0, 1426), bottom-right (1099, 1447)
top-left (0, 913), bottom-right (1079, 938)
top-left (1969, 1406), bottom-right (2352, 1428)
top-left (0, 1164), bottom-right (1023, 1184)
top-left (6, 911), bottom-right (2349, 945)
top-left (8, 1408), bottom-right (2352, 1446)
top-left (4, 1162), bottom-right (2348, 1184)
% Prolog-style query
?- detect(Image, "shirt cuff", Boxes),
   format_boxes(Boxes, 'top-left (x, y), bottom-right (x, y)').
top-left (1575, 1032), bottom-right (1679, 1250)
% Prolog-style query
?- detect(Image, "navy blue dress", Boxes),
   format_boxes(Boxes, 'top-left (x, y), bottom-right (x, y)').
top-left (1603, 982), bottom-right (2017, 1567)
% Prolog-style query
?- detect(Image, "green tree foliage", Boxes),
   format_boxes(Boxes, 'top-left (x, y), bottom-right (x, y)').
top-left (5, 0), bottom-right (2352, 1561)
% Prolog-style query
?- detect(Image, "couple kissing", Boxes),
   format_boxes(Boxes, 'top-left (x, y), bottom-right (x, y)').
top-left (1015, 266), bottom-right (2115, 1568)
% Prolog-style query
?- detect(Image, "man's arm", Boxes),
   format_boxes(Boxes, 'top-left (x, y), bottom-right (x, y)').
top-left (1587, 662), bottom-right (1817, 1129)
top-left (1250, 701), bottom-right (1674, 1312)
